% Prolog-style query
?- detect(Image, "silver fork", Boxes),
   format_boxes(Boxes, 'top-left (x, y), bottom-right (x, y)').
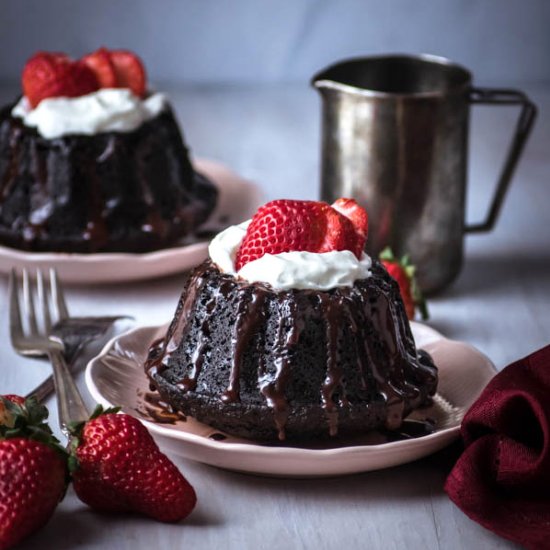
top-left (9, 270), bottom-right (128, 403)
top-left (9, 268), bottom-right (89, 435)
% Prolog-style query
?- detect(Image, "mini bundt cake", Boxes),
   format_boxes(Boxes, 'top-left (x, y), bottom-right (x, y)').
top-left (146, 199), bottom-right (438, 441)
top-left (0, 48), bottom-right (217, 253)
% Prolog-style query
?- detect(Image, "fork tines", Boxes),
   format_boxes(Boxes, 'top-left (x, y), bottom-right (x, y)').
top-left (9, 268), bottom-right (69, 344)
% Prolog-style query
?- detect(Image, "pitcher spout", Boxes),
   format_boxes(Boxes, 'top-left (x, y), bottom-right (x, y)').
top-left (311, 68), bottom-right (364, 97)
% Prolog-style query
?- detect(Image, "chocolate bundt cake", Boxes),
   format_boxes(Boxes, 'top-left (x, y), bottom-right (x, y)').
top-left (0, 103), bottom-right (216, 253)
top-left (146, 260), bottom-right (438, 441)
top-left (0, 48), bottom-right (217, 253)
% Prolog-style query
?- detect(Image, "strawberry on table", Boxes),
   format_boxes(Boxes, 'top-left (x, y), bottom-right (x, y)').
top-left (0, 396), bottom-right (68, 550)
top-left (380, 247), bottom-right (429, 321)
top-left (22, 52), bottom-right (99, 108)
top-left (69, 406), bottom-right (196, 522)
top-left (235, 198), bottom-right (368, 270)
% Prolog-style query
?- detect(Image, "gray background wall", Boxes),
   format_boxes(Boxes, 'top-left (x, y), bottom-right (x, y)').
top-left (0, 0), bottom-right (549, 87)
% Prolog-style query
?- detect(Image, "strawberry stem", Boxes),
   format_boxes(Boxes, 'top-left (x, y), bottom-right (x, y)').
top-left (0, 396), bottom-right (68, 458)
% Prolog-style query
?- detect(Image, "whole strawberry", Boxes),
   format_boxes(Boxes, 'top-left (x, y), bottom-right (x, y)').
top-left (380, 247), bottom-right (428, 320)
top-left (70, 407), bottom-right (196, 522)
top-left (0, 396), bottom-right (68, 550)
top-left (235, 198), bottom-right (368, 270)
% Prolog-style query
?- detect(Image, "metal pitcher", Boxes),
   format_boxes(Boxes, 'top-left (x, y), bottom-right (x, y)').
top-left (312, 54), bottom-right (537, 293)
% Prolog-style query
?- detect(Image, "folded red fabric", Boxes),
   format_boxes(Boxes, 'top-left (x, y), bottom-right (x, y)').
top-left (445, 344), bottom-right (550, 550)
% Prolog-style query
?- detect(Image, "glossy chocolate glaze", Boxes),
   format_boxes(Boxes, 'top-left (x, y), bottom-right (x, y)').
top-left (146, 260), bottom-right (438, 441)
top-left (0, 102), bottom-right (217, 253)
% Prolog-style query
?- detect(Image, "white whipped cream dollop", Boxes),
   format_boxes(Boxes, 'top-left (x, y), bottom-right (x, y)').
top-left (208, 221), bottom-right (372, 291)
top-left (11, 89), bottom-right (167, 139)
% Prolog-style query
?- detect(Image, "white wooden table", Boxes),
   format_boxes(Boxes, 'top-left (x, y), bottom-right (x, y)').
top-left (1, 83), bottom-right (548, 549)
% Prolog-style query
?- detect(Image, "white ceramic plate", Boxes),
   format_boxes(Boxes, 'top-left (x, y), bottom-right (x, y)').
top-left (86, 322), bottom-right (496, 477)
top-left (0, 158), bottom-right (262, 284)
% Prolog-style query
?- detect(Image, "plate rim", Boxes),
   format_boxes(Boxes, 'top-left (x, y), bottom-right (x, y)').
top-left (85, 321), bottom-right (497, 460)
top-left (0, 239), bottom-right (209, 263)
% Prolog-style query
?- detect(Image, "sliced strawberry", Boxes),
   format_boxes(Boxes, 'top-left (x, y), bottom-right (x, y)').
top-left (22, 52), bottom-right (63, 107)
top-left (318, 205), bottom-right (357, 254)
top-left (70, 61), bottom-right (99, 94)
top-left (82, 47), bottom-right (117, 88)
top-left (22, 52), bottom-right (99, 108)
top-left (332, 198), bottom-right (368, 256)
top-left (109, 50), bottom-right (146, 97)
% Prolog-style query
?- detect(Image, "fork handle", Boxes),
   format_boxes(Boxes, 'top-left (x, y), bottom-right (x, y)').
top-left (48, 348), bottom-right (89, 435)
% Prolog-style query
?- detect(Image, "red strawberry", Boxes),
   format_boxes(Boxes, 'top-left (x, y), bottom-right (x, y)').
top-left (70, 407), bottom-right (196, 522)
top-left (380, 247), bottom-right (428, 321)
top-left (22, 52), bottom-right (99, 108)
top-left (0, 439), bottom-right (67, 549)
top-left (81, 47), bottom-right (117, 88)
top-left (332, 198), bottom-right (368, 257)
top-left (235, 199), bottom-right (358, 270)
top-left (109, 50), bottom-right (146, 97)
top-left (0, 397), bottom-right (68, 550)
top-left (317, 203), bottom-right (357, 253)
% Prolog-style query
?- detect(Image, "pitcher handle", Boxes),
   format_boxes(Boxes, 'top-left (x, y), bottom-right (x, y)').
top-left (464, 88), bottom-right (537, 233)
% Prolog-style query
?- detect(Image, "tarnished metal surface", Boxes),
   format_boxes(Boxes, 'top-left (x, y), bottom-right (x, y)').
top-left (313, 55), bottom-right (536, 293)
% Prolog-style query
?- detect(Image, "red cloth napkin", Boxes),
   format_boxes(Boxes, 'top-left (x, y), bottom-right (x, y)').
top-left (445, 344), bottom-right (550, 549)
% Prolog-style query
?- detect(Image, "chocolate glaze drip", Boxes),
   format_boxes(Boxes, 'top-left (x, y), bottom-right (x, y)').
top-left (319, 293), bottom-right (346, 436)
top-left (0, 101), bottom-right (217, 253)
top-left (146, 277), bottom-right (210, 392)
top-left (146, 260), bottom-right (438, 442)
top-left (260, 298), bottom-right (304, 440)
top-left (223, 289), bottom-right (267, 404)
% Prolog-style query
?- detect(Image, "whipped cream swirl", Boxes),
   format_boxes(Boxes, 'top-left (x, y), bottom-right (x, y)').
top-left (11, 89), bottom-right (166, 139)
top-left (208, 221), bottom-right (372, 291)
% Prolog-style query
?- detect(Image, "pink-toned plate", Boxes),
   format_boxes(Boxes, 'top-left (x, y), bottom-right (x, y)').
top-left (85, 322), bottom-right (496, 478)
top-left (0, 158), bottom-right (262, 284)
